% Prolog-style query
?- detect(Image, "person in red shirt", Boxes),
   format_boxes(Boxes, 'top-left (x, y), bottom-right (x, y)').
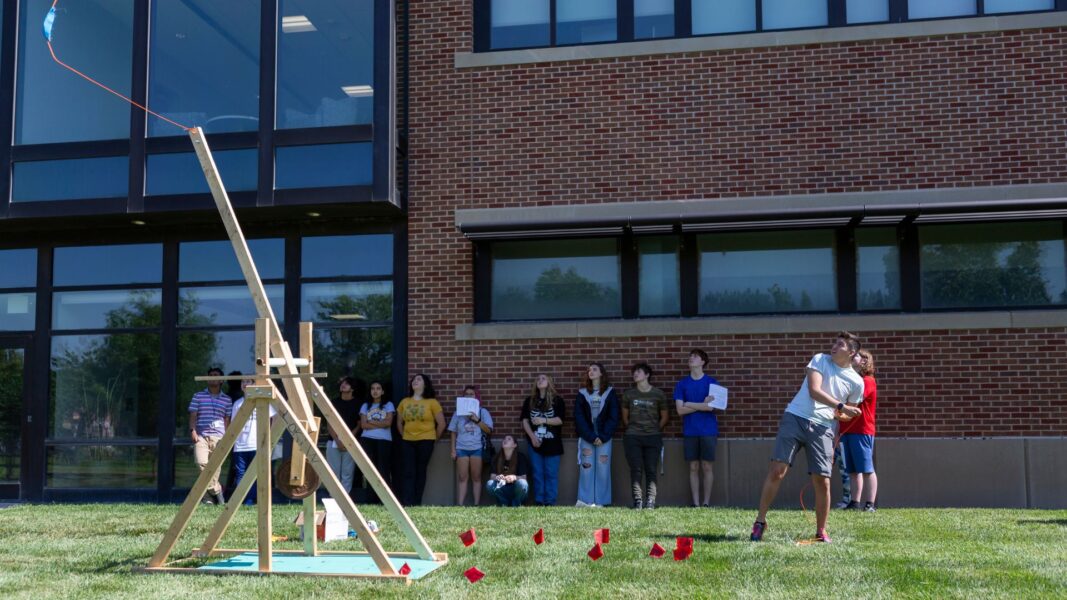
top-left (841, 349), bottom-right (878, 511)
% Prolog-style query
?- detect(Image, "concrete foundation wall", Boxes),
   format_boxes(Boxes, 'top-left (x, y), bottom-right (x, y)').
top-left (407, 437), bottom-right (1067, 509)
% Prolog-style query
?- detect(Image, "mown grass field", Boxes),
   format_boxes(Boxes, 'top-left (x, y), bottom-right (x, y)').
top-left (0, 503), bottom-right (1064, 599)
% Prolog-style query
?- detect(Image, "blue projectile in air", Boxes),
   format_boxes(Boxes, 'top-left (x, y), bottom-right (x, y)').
top-left (43, 6), bottom-right (56, 42)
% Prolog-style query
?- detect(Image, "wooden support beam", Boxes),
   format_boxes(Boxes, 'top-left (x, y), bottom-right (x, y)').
top-left (270, 390), bottom-right (397, 576)
top-left (149, 398), bottom-right (256, 567)
top-left (256, 397), bottom-right (273, 573)
top-left (196, 415), bottom-right (287, 558)
top-left (299, 363), bottom-right (435, 560)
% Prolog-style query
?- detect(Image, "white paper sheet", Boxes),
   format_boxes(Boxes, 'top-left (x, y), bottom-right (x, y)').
top-left (456, 396), bottom-right (480, 417)
top-left (707, 384), bottom-right (728, 411)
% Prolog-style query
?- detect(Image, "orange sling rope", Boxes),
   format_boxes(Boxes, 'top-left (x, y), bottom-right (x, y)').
top-left (45, 0), bottom-right (191, 133)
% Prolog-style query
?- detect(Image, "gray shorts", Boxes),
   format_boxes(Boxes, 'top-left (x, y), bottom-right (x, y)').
top-left (771, 412), bottom-right (835, 477)
top-left (683, 435), bottom-right (717, 462)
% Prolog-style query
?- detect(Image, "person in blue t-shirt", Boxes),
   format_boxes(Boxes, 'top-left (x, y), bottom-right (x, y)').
top-left (674, 349), bottom-right (721, 508)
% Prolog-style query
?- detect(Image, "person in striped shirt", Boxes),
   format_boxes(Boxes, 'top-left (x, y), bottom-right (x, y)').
top-left (189, 367), bottom-right (232, 505)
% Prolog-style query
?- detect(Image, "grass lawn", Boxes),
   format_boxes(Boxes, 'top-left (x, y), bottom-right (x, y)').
top-left (0, 503), bottom-right (1065, 599)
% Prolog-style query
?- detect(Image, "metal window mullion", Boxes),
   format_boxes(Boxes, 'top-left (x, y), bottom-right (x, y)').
top-left (0, 0), bottom-right (21, 219)
top-left (550, 0), bottom-right (557, 45)
top-left (680, 232), bottom-right (699, 317)
top-left (157, 237), bottom-right (178, 501)
top-left (621, 231), bottom-right (638, 318)
top-left (899, 220), bottom-right (921, 311)
top-left (128, 0), bottom-right (149, 214)
top-left (676, 0), bottom-right (691, 37)
top-left (257, 0), bottom-right (277, 207)
top-left (619, 0), bottom-right (635, 42)
top-left (836, 227), bottom-right (858, 313)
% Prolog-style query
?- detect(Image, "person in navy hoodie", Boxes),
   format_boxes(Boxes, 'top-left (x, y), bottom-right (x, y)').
top-left (574, 362), bottom-right (620, 507)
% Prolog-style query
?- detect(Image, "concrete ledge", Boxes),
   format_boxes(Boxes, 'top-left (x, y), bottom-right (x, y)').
top-left (454, 183), bottom-right (1067, 232)
top-left (455, 310), bottom-right (1067, 341)
top-left (401, 437), bottom-right (1066, 508)
top-left (456, 12), bottom-right (1067, 69)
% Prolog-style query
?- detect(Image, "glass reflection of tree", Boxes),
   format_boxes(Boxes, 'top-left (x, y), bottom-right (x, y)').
top-left (310, 294), bottom-right (392, 391)
top-left (0, 349), bottom-right (22, 482)
top-left (923, 240), bottom-right (1053, 308)
top-left (51, 291), bottom-right (161, 454)
top-left (858, 249), bottom-right (902, 310)
top-left (498, 266), bottom-right (620, 318)
top-left (701, 284), bottom-right (812, 314)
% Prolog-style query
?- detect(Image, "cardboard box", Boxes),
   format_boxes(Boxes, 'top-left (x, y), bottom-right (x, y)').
top-left (293, 498), bottom-right (349, 542)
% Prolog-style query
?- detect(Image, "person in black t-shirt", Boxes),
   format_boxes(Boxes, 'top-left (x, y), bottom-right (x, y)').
top-left (326, 376), bottom-right (363, 496)
top-left (520, 373), bottom-right (565, 506)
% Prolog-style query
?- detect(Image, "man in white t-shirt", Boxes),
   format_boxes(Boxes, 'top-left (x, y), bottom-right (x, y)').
top-left (231, 377), bottom-right (277, 505)
top-left (750, 332), bottom-right (865, 544)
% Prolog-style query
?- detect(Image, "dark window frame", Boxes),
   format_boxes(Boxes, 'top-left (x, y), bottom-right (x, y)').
top-left (474, 0), bottom-right (1067, 52)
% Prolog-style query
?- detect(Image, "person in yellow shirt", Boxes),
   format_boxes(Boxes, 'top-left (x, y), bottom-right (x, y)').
top-left (396, 373), bottom-right (445, 505)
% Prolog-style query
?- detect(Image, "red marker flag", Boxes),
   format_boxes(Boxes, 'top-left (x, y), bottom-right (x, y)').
top-left (398, 563), bottom-right (412, 576)
top-left (588, 543), bottom-right (604, 561)
top-left (594, 528), bottom-right (610, 544)
top-left (649, 543), bottom-right (666, 558)
top-left (676, 536), bottom-right (694, 551)
top-left (533, 528), bottom-right (545, 545)
top-left (459, 528), bottom-right (477, 547)
top-left (673, 547), bottom-right (692, 561)
top-left (464, 566), bottom-right (485, 583)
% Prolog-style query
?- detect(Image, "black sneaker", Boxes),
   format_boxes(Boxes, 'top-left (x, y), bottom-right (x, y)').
top-left (863, 502), bottom-right (876, 513)
top-left (843, 501), bottom-right (860, 510)
top-left (645, 499), bottom-right (656, 510)
top-left (200, 493), bottom-right (215, 505)
top-left (702, 503), bottom-right (710, 508)
top-left (750, 521), bottom-right (766, 542)
top-left (212, 489), bottom-right (226, 505)
top-left (834, 499), bottom-right (852, 509)
top-left (632, 497), bottom-right (643, 510)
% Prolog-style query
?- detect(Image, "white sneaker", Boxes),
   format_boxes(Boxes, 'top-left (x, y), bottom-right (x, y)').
top-left (575, 500), bottom-right (589, 508)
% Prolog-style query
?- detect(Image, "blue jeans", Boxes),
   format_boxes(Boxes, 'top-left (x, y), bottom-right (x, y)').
top-left (528, 452), bottom-right (560, 505)
top-left (577, 438), bottom-right (612, 506)
top-left (485, 478), bottom-right (529, 506)
top-left (231, 450), bottom-right (257, 505)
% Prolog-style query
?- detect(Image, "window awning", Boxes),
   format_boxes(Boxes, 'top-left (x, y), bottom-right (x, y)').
top-left (455, 184), bottom-right (1067, 240)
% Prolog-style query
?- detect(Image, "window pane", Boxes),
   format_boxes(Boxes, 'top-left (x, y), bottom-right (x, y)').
top-left (638, 236), bottom-right (680, 316)
top-left (491, 239), bottom-right (621, 320)
top-left (179, 239), bottom-right (284, 282)
top-left (856, 228), bottom-right (901, 310)
top-left (12, 157), bottom-right (128, 202)
top-left (0, 249), bottom-right (37, 287)
top-left (557, 0), bottom-right (617, 45)
top-left (491, 0), bottom-right (550, 49)
top-left (0, 293), bottom-right (36, 330)
top-left (313, 327), bottom-right (393, 386)
top-left (50, 333), bottom-right (160, 439)
top-left (302, 234), bottom-right (393, 278)
top-left (54, 244), bottom-right (162, 286)
top-left (46, 445), bottom-right (156, 488)
top-left (146, 150), bottom-right (258, 196)
top-left (178, 284), bottom-right (284, 326)
top-left (920, 222), bottom-right (1067, 309)
top-left (693, 0), bottom-right (756, 35)
top-left (148, 0), bottom-right (260, 136)
top-left (847, 0), bottom-right (890, 23)
top-left (302, 281), bottom-right (392, 323)
top-left (53, 289), bottom-right (161, 330)
top-left (278, 0), bottom-right (374, 128)
top-left (177, 330), bottom-right (254, 438)
top-left (635, 0), bottom-right (675, 39)
top-left (699, 231), bottom-right (837, 314)
top-left (908, 0), bottom-right (976, 19)
top-left (763, 0), bottom-right (828, 30)
top-left (16, 0), bottom-right (133, 144)
top-left (275, 143), bottom-right (372, 189)
top-left (985, 0), bottom-right (1054, 14)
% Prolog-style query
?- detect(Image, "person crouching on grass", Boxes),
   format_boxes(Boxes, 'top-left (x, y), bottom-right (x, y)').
top-left (841, 349), bottom-right (878, 512)
top-left (750, 332), bottom-right (865, 543)
top-left (485, 435), bottom-right (530, 506)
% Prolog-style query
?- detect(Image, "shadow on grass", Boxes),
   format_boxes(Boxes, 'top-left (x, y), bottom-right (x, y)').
top-left (94, 557), bottom-right (151, 573)
top-left (1016, 519), bottom-right (1067, 527)
top-left (658, 533), bottom-right (744, 543)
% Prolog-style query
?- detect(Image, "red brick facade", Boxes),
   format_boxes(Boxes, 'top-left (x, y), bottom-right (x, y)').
top-left (403, 1), bottom-right (1067, 439)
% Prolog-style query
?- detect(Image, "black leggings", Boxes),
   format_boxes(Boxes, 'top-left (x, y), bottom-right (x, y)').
top-left (623, 434), bottom-right (662, 496)
top-left (362, 437), bottom-right (393, 504)
top-left (401, 439), bottom-right (435, 505)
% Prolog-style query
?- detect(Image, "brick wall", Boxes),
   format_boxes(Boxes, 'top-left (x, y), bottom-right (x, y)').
top-left (403, 1), bottom-right (1067, 438)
